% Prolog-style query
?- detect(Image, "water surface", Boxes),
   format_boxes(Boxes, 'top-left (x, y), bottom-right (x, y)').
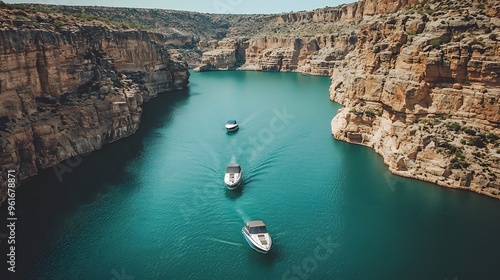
top-left (2, 71), bottom-right (500, 280)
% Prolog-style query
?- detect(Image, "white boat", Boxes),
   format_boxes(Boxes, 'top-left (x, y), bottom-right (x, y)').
top-left (242, 220), bottom-right (272, 253)
top-left (224, 164), bottom-right (243, 189)
top-left (225, 119), bottom-right (239, 131)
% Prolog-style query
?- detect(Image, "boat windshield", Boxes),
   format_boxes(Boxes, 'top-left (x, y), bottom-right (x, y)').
top-left (227, 120), bottom-right (237, 124)
top-left (249, 226), bottom-right (268, 234)
top-left (226, 166), bottom-right (241, 173)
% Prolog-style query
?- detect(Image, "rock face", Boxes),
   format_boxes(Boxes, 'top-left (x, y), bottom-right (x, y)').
top-left (195, 33), bottom-right (358, 75)
top-left (194, 0), bottom-right (418, 75)
top-left (330, 0), bottom-right (500, 198)
top-left (0, 7), bottom-right (189, 204)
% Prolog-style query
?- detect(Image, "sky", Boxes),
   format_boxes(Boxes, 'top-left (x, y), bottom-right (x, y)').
top-left (5, 0), bottom-right (355, 14)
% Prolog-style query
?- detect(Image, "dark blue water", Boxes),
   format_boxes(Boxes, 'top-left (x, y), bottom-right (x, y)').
top-left (2, 71), bottom-right (500, 280)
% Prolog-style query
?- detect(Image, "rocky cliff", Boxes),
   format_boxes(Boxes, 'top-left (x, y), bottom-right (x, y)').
top-left (330, 0), bottom-right (500, 198)
top-left (0, 5), bottom-right (189, 204)
top-left (194, 0), bottom-right (420, 75)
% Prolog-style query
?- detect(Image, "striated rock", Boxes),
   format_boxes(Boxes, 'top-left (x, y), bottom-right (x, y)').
top-left (193, 0), bottom-right (418, 76)
top-left (194, 38), bottom-right (246, 71)
top-left (195, 34), bottom-right (357, 76)
top-left (331, 0), bottom-right (500, 199)
top-left (0, 7), bottom-right (189, 204)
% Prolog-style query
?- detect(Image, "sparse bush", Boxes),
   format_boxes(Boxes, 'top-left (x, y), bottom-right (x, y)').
top-left (454, 149), bottom-right (465, 160)
top-left (468, 136), bottom-right (486, 148)
top-left (460, 139), bottom-right (467, 145)
top-left (447, 122), bottom-right (461, 132)
top-left (453, 34), bottom-right (466, 42)
top-left (450, 157), bottom-right (469, 169)
top-left (365, 110), bottom-right (376, 118)
top-left (486, 133), bottom-right (499, 143)
top-left (463, 128), bottom-right (476, 136)
top-left (429, 38), bottom-right (442, 47)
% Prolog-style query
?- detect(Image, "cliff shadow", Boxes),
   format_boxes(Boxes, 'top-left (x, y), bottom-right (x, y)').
top-left (1, 88), bottom-right (192, 230)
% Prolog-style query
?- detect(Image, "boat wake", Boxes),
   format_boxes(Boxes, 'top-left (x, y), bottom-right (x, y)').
top-left (207, 237), bottom-right (243, 247)
top-left (229, 155), bottom-right (237, 164)
top-left (238, 110), bottom-right (262, 126)
top-left (235, 207), bottom-right (251, 223)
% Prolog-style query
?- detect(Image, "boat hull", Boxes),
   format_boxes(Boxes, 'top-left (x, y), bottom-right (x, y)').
top-left (224, 170), bottom-right (243, 190)
top-left (242, 230), bottom-right (270, 254)
top-left (242, 227), bottom-right (272, 254)
top-left (225, 125), bottom-right (239, 132)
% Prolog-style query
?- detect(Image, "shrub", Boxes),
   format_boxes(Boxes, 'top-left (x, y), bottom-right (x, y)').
top-left (468, 136), bottom-right (486, 148)
top-left (365, 110), bottom-right (376, 118)
top-left (454, 149), bottom-right (465, 160)
top-left (460, 139), bottom-right (467, 145)
top-left (450, 157), bottom-right (469, 169)
top-left (486, 133), bottom-right (499, 143)
top-left (429, 38), bottom-right (442, 47)
top-left (447, 122), bottom-right (461, 132)
top-left (463, 128), bottom-right (476, 136)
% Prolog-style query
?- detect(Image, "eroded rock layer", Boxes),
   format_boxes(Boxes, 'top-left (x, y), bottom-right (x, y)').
top-left (194, 0), bottom-right (420, 75)
top-left (0, 7), bottom-right (189, 203)
top-left (330, 0), bottom-right (500, 198)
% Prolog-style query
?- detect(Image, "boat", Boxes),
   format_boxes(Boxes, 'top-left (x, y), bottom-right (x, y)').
top-left (224, 164), bottom-right (243, 189)
top-left (225, 119), bottom-right (239, 131)
top-left (242, 220), bottom-right (272, 254)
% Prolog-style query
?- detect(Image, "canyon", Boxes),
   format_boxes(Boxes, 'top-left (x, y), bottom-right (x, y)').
top-left (0, 4), bottom-right (189, 203)
top-left (0, 0), bottom-right (499, 203)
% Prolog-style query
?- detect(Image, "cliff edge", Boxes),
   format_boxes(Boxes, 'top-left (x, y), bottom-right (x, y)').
top-left (330, 0), bottom-right (500, 198)
top-left (0, 4), bottom-right (189, 204)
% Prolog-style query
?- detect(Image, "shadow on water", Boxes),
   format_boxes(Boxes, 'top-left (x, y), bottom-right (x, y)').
top-left (225, 129), bottom-right (240, 135)
top-left (225, 186), bottom-right (243, 200)
top-left (16, 88), bottom-right (191, 211)
top-left (246, 246), bottom-right (280, 267)
top-left (0, 88), bottom-right (191, 275)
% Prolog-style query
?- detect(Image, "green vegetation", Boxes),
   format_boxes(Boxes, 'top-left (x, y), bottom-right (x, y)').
top-left (486, 133), bottom-right (499, 143)
top-left (450, 147), bottom-right (468, 169)
top-left (453, 34), bottom-right (466, 42)
top-left (450, 157), bottom-right (469, 169)
top-left (365, 110), bottom-right (376, 118)
top-left (428, 38), bottom-right (442, 47)
top-left (447, 122), bottom-right (461, 132)
top-left (468, 136), bottom-right (486, 148)
top-left (0, 2), bottom-right (149, 30)
top-left (419, 118), bottom-right (441, 127)
top-left (422, 5), bottom-right (435, 15)
top-left (463, 128), bottom-right (476, 136)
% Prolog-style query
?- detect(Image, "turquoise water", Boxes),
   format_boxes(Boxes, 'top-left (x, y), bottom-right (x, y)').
top-left (2, 71), bottom-right (500, 280)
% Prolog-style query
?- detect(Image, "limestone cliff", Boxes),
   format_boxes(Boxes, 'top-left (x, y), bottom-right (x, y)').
top-left (330, 0), bottom-right (500, 198)
top-left (0, 5), bottom-right (189, 204)
top-left (194, 0), bottom-right (419, 75)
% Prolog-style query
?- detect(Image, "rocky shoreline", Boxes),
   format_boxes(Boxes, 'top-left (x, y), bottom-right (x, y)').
top-left (330, 0), bottom-right (500, 199)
